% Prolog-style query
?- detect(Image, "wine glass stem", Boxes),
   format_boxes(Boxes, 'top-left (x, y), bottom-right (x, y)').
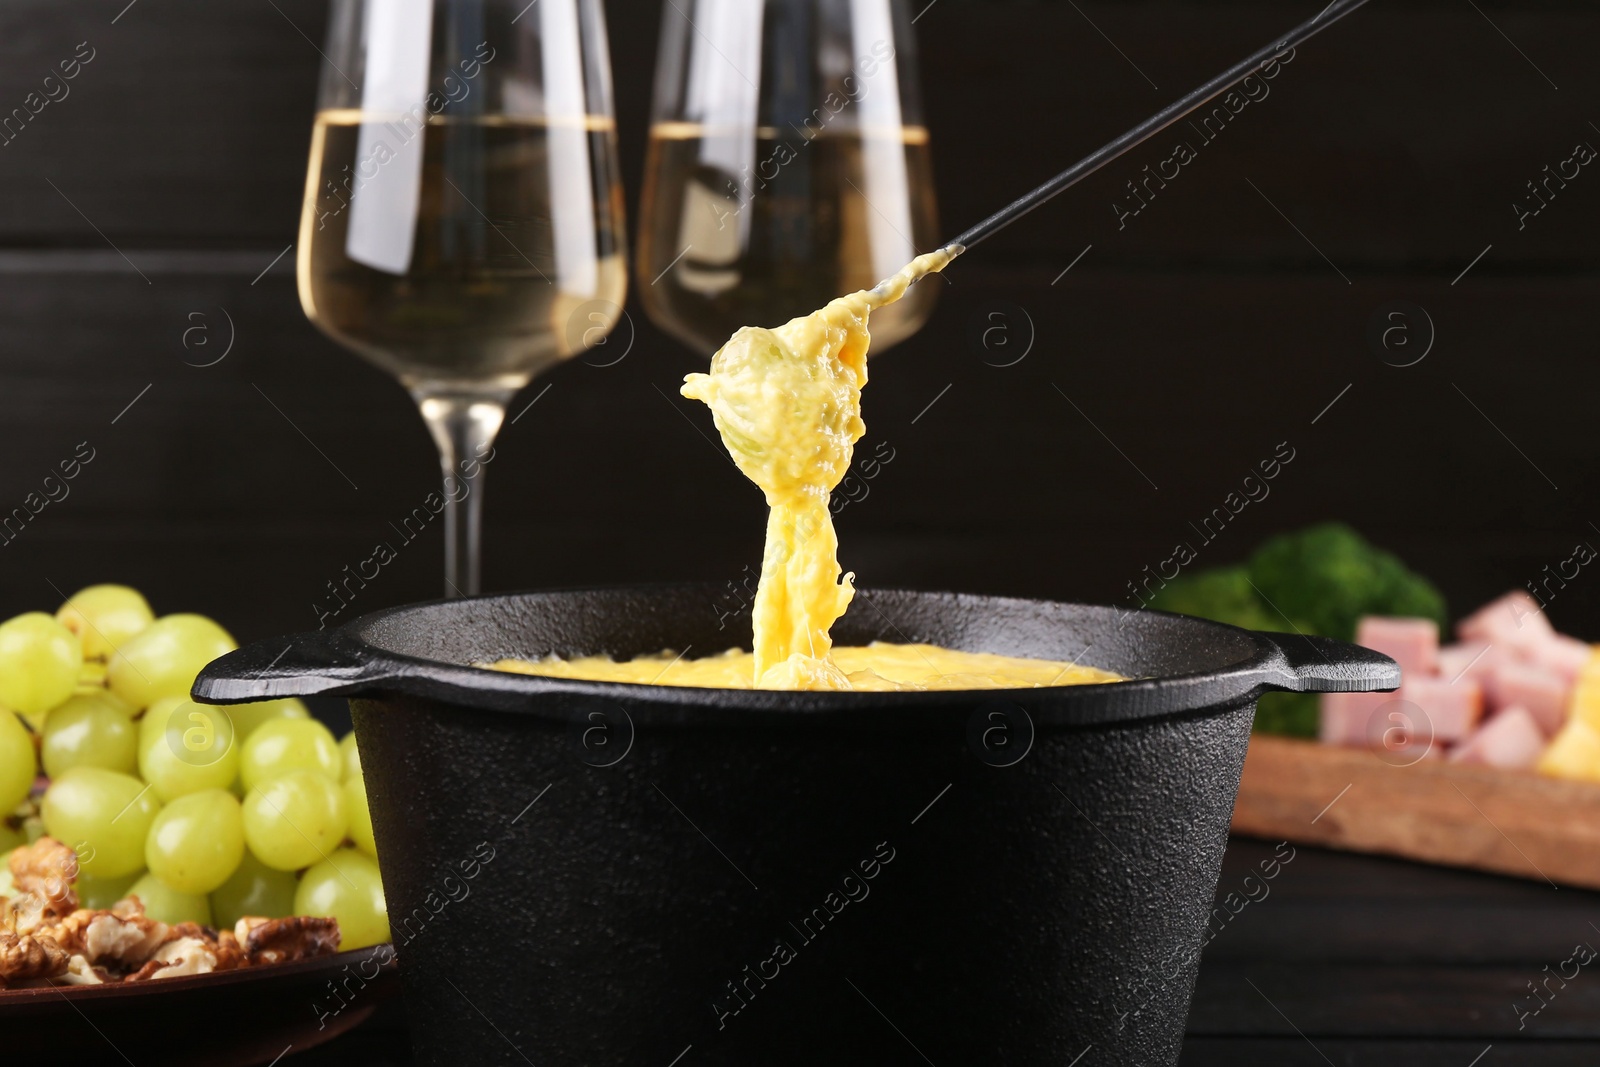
top-left (414, 390), bottom-right (509, 598)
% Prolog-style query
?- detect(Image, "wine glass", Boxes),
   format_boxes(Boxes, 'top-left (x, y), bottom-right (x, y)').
top-left (637, 0), bottom-right (938, 357)
top-left (297, 0), bottom-right (626, 596)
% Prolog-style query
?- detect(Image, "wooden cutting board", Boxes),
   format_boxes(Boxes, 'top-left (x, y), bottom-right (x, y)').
top-left (1232, 735), bottom-right (1600, 889)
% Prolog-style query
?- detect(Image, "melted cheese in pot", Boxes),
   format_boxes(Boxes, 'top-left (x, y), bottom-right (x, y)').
top-left (493, 247), bottom-right (1121, 691)
top-left (491, 644), bottom-right (1119, 692)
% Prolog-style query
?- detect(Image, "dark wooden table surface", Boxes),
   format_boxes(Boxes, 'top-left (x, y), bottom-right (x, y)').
top-left (1185, 839), bottom-right (1599, 1066)
top-left (272, 836), bottom-right (1600, 1066)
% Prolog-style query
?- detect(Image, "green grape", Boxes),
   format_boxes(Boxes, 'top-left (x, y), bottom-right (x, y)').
top-left (294, 848), bottom-right (388, 950)
top-left (211, 849), bottom-right (298, 928)
top-left (0, 612), bottom-right (84, 718)
top-left (231, 698), bottom-right (310, 742)
top-left (78, 868), bottom-right (141, 910)
top-left (77, 660), bottom-right (111, 692)
top-left (344, 773), bottom-right (377, 859)
top-left (0, 709), bottom-right (37, 814)
top-left (128, 871), bottom-right (212, 925)
top-left (242, 771), bottom-right (346, 872)
top-left (139, 695), bottom-right (181, 747)
top-left (340, 731), bottom-right (361, 781)
top-left (239, 718), bottom-right (341, 792)
top-left (41, 767), bottom-right (160, 878)
top-left (83, 687), bottom-right (134, 717)
top-left (42, 696), bottom-right (138, 777)
top-left (0, 822), bottom-right (24, 854)
top-left (107, 614), bottom-right (236, 711)
top-left (137, 699), bottom-right (238, 802)
top-left (145, 789), bottom-right (244, 894)
top-left (56, 585), bottom-right (155, 661)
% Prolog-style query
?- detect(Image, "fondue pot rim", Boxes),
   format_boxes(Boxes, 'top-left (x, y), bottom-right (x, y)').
top-left (195, 584), bottom-right (1399, 727)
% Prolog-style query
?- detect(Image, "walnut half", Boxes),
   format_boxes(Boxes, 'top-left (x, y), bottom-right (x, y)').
top-left (8, 838), bottom-right (79, 915)
top-left (43, 908), bottom-right (170, 968)
top-left (124, 936), bottom-right (219, 982)
top-left (0, 931), bottom-right (70, 986)
top-left (236, 916), bottom-right (341, 965)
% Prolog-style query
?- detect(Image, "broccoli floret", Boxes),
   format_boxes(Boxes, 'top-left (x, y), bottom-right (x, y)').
top-left (1148, 527), bottom-right (1444, 739)
top-left (1370, 550), bottom-right (1448, 632)
top-left (1246, 523), bottom-right (1375, 639)
top-left (1254, 692), bottom-right (1320, 737)
top-left (1148, 567), bottom-right (1280, 631)
top-left (1149, 568), bottom-right (1320, 737)
top-left (1246, 523), bottom-right (1445, 641)
top-left (1148, 570), bottom-right (1321, 738)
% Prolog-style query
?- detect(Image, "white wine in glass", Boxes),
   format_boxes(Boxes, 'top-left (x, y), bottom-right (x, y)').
top-left (297, 0), bottom-right (626, 595)
top-left (637, 0), bottom-right (938, 357)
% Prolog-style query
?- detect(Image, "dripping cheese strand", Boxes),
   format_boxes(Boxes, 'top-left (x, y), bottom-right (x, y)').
top-left (680, 247), bottom-right (960, 689)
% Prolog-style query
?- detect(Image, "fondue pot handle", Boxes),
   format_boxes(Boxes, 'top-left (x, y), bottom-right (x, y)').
top-left (1254, 631), bottom-right (1402, 694)
top-left (192, 629), bottom-right (386, 703)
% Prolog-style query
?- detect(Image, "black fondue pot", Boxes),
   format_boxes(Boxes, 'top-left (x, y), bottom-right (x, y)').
top-left (195, 585), bottom-right (1397, 1067)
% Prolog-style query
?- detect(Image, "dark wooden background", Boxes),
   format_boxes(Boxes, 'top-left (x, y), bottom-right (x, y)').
top-left (0, 1), bottom-right (1596, 1063)
top-left (1, 0), bottom-right (1597, 645)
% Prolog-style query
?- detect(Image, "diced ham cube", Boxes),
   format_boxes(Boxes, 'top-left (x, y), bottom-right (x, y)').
top-left (1449, 706), bottom-right (1546, 770)
top-left (1392, 676), bottom-right (1484, 743)
top-left (1457, 590), bottom-right (1553, 651)
top-left (1362, 695), bottom-right (1442, 759)
top-left (1437, 642), bottom-right (1498, 683)
top-left (1355, 617), bottom-right (1439, 678)
top-left (1319, 690), bottom-right (1387, 746)
top-left (1520, 634), bottom-right (1593, 683)
top-left (1486, 661), bottom-right (1570, 736)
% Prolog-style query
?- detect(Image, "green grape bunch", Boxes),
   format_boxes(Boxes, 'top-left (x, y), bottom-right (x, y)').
top-left (1, 584), bottom-right (389, 950)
